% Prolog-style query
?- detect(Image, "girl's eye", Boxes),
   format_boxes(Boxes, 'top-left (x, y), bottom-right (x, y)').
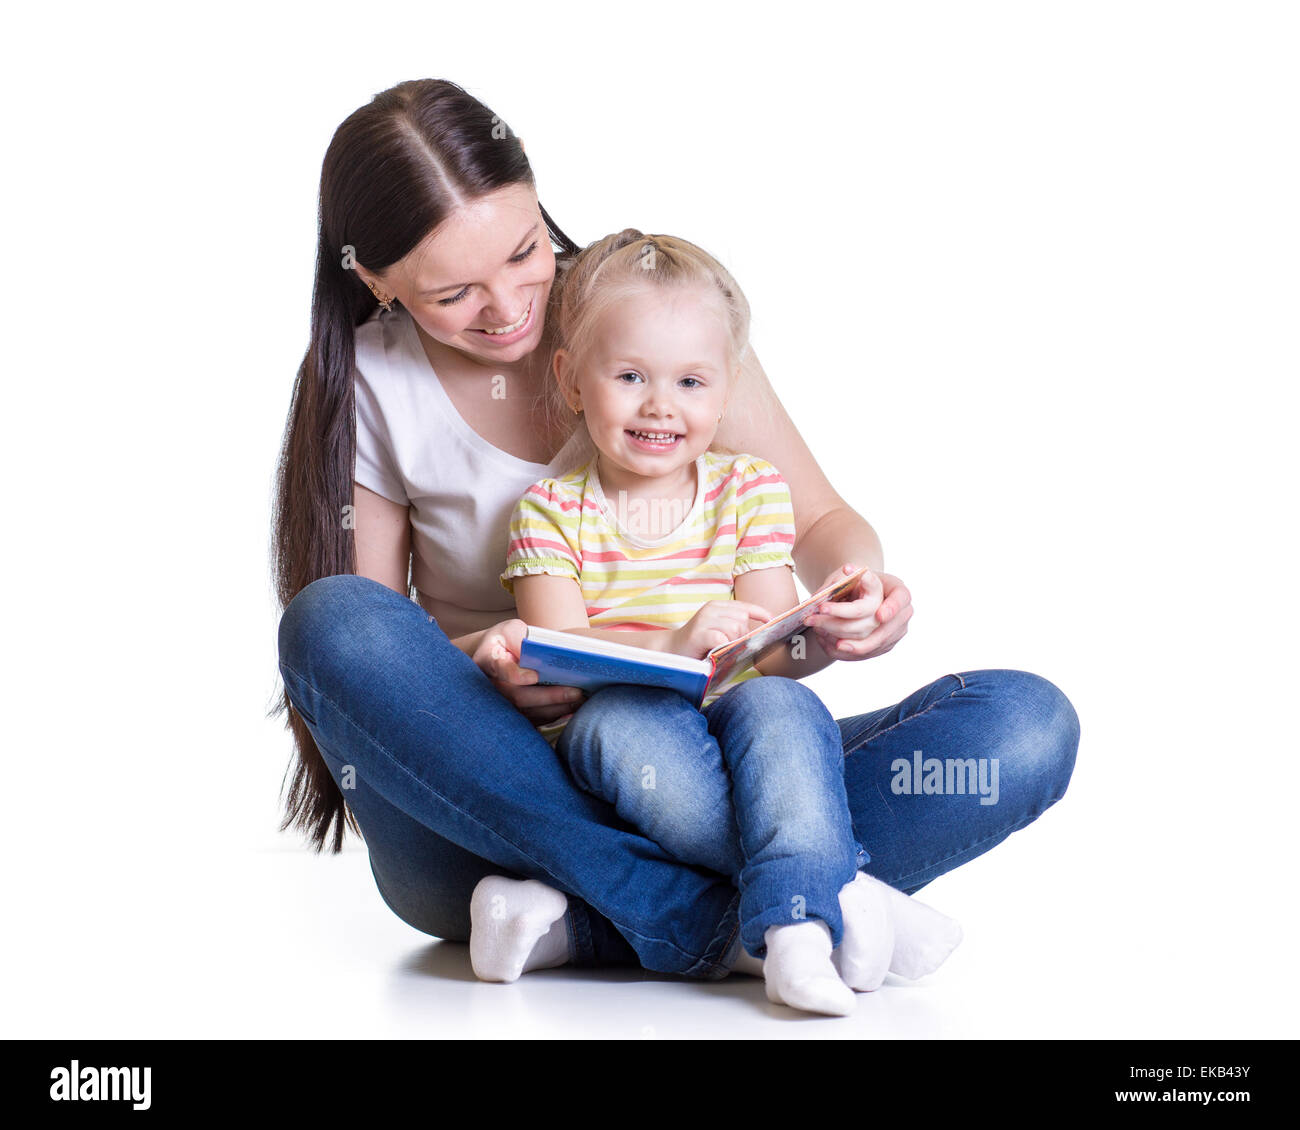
top-left (617, 371), bottom-right (643, 384)
top-left (679, 376), bottom-right (702, 389)
top-left (438, 287), bottom-right (470, 307)
top-left (509, 241), bottom-right (539, 263)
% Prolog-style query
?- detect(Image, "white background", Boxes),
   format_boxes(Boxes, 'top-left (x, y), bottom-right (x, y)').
top-left (2, 0), bottom-right (1296, 1038)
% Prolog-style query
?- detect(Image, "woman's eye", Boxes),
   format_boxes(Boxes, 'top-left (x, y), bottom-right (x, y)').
top-left (509, 241), bottom-right (539, 263)
top-left (438, 287), bottom-right (470, 306)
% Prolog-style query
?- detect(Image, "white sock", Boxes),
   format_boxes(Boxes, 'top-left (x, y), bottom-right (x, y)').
top-left (469, 876), bottom-right (570, 983)
top-left (762, 921), bottom-right (856, 1017)
top-left (833, 873), bottom-right (896, 991)
top-left (856, 873), bottom-right (964, 980)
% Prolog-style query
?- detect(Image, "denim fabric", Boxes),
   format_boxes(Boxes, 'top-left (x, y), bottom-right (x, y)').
top-left (277, 574), bottom-right (1080, 979)
top-left (556, 680), bottom-right (865, 957)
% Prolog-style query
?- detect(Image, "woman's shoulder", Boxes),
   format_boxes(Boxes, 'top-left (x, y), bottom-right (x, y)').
top-left (353, 306), bottom-right (389, 375)
top-left (701, 450), bottom-right (787, 488)
top-left (354, 307), bottom-right (426, 391)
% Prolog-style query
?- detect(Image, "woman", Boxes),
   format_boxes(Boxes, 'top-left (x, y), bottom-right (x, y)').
top-left (272, 78), bottom-right (1080, 980)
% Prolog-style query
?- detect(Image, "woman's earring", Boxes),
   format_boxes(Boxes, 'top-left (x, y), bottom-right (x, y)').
top-left (365, 280), bottom-right (393, 313)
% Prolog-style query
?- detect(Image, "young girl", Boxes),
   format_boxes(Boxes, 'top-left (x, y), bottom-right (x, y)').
top-left (472, 230), bottom-right (961, 1016)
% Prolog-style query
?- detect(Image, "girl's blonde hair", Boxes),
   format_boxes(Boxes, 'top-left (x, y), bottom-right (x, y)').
top-left (542, 229), bottom-right (769, 466)
top-left (550, 228), bottom-right (751, 385)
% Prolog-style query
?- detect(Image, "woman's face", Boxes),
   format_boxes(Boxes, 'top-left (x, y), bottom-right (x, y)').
top-left (361, 183), bottom-right (556, 368)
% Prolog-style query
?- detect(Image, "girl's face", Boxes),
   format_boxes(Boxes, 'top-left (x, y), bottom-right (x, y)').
top-left (559, 284), bottom-right (734, 485)
top-left (358, 183), bottom-right (555, 368)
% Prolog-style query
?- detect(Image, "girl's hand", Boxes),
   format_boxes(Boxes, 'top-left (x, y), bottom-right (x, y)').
top-left (473, 618), bottom-right (585, 724)
top-left (672, 600), bottom-right (774, 659)
top-left (805, 564), bottom-right (911, 661)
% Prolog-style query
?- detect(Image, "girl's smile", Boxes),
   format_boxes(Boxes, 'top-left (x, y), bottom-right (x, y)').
top-left (624, 428), bottom-right (685, 452)
top-left (558, 283), bottom-right (734, 494)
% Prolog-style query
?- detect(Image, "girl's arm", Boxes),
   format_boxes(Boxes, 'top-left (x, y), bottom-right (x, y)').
top-left (512, 575), bottom-right (768, 656)
top-left (513, 574), bottom-right (673, 652)
top-left (715, 350), bottom-right (913, 659)
top-left (506, 572), bottom-right (686, 652)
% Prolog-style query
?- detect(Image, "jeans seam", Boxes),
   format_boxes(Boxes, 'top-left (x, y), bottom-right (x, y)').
top-left (280, 659), bottom-right (722, 969)
top-left (843, 672), bottom-right (968, 759)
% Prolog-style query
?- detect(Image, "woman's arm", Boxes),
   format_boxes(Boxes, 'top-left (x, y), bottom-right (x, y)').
top-left (716, 350), bottom-right (881, 578)
top-left (715, 350), bottom-right (913, 659)
top-left (353, 483), bottom-right (411, 594)
top-left (352, 483), bottom-right (578, 722)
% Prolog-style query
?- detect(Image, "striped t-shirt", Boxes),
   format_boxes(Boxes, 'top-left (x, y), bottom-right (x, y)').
top-left (501, 451), bottom-right (797, 707)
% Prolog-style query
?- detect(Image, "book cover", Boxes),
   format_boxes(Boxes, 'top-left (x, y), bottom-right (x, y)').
top-left (518, 567), bottom-right (870, 708)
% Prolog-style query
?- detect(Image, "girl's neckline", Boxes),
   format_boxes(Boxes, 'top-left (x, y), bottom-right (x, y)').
top-left (589, 455), bottom-right (707, 548)
top-left (395, 307), bottom-right (570, 474)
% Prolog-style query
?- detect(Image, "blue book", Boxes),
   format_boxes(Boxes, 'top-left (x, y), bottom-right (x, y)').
top-left (518, 567), bottom-right (869, 708)
top-left (519, 626), bottom-right (712, 704)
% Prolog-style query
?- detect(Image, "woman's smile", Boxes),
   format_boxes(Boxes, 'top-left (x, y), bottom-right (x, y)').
top-left (470, 294), bottom-right (536, 345)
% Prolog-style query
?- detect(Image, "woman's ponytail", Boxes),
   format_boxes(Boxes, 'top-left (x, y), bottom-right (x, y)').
top-left (271, 79), bottom-right (576, 851)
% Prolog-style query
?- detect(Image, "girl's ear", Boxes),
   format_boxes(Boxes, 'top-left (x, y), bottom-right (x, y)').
top-left (553, 348), bottom-right (581, 413)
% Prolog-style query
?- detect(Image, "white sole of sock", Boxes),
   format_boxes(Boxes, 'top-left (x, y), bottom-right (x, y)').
top-left (468, 876), bottom-right (569, 983)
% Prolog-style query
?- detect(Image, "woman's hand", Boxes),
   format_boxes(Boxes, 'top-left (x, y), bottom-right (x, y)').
top-left (805, 564), bottom-right (912, 661)
top-left (671, 600), bottom-right (774, 659)
top-left (472, 618), bottom-right (585, 724)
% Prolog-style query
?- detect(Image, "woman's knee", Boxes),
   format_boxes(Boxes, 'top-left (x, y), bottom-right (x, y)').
top-left (278, 574), bottom-right (419, 688)
top-left (957, 669), bottom-right (1081, 805)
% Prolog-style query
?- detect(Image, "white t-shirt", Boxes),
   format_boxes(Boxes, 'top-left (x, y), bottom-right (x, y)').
top-left (353, 305), bottom-right (585, 630)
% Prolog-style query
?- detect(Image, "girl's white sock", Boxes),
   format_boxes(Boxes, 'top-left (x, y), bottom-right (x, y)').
top-left (762, 920), bottom-right (856, 1017)
top-left (469, 876), bottom-right (570, 983)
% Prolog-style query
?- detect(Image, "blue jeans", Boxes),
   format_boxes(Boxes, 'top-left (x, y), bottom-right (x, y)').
top-left (556, 680), bottom-right (866, 958)
top-left (277, 574), bottom-right (1080, 980)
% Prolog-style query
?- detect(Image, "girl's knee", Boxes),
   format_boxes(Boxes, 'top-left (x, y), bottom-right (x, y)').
top-left (560, 686), bottom-right (682, 780)
top-left (565, 686), bottom-right (695, 745)
top-left (720, 677), bottom-right (840, 746)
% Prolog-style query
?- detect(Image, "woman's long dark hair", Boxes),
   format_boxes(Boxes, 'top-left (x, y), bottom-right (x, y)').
top-left (271, 79), bottom-right (579, 852)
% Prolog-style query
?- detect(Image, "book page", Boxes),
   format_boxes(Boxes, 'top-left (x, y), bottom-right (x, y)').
top-left (707, 566), bottom-right (869, 689)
